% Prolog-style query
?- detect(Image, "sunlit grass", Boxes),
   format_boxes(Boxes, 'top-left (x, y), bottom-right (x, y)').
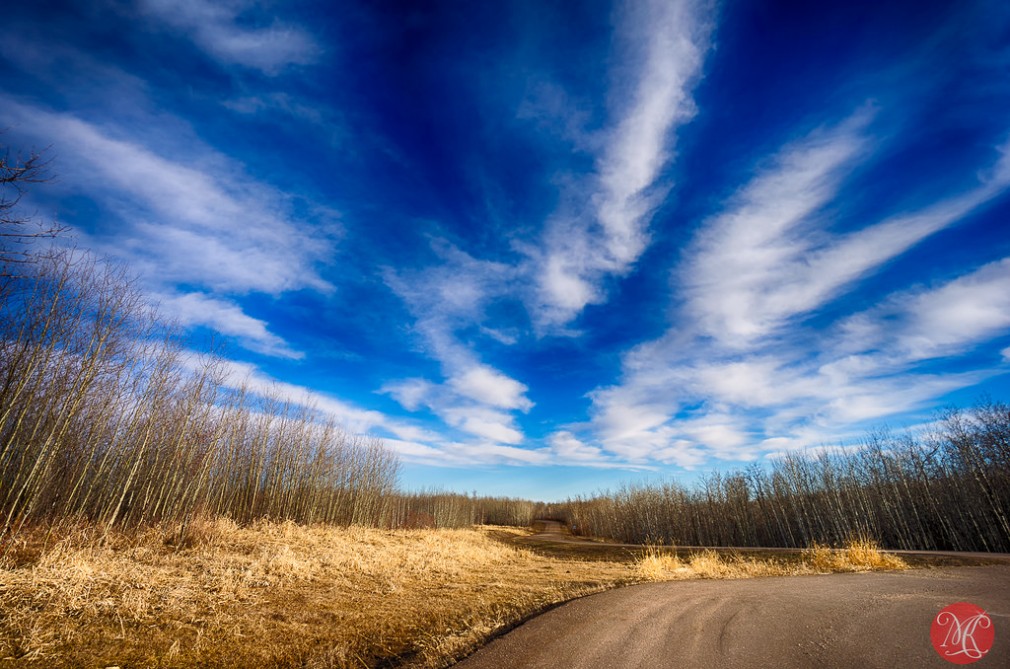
top-left (636, 538), bottom-right (907, 582)
top-left (804, 537), bottom-right (908, 572)
top-left (0, 521), bottom-right (635, 668)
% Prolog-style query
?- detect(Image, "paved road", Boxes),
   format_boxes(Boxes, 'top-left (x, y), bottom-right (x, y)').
top-left (457, 566), bottom-right (1010, 668)
top-left (459, 524), bottom-right (1010, 668)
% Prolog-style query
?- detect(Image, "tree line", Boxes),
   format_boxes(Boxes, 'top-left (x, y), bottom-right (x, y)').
top-left (556, 402), bottom-right (1010, 552)
top-left (0, 246), bottom-right (403, 541)
top-left (385, 491), bottom-right (546, 529)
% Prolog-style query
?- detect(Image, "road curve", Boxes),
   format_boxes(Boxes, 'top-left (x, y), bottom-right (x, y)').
top-left (456, 565), bottom-right (1010, 668)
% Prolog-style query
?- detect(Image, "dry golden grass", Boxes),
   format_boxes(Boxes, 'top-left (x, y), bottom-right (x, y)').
top-left (804, 537), bottom-right (909, 572)
top-left (0, 520), bottom-right (634, 668)
top-left (0, 522), bottom-right (910, 668)
top-left (636, 545), bottom-right (685, 580)
top-left (637, 538), bottom-right (907, 582)
top-left (637, 546), bottom-right (800, 580)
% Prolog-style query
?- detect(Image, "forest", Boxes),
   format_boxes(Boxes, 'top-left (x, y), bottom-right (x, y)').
top-left (556, 404), bottom-right (1010, 552)
top-left (2, 146), bottom-right (1008, 554)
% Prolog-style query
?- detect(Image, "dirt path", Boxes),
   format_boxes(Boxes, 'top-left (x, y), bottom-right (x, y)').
top-left (457, 521), bottom-right (1010, 668)
top-left (456, 565), bottom-right (1010, 668)
top-left (525, 520), bottom-right (1010, 563)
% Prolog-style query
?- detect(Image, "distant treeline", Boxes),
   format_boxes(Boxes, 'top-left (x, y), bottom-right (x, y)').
top-left (386, 491), bottom-right (546, 529)
top-left (556, 401), bottom-right (1010, 552)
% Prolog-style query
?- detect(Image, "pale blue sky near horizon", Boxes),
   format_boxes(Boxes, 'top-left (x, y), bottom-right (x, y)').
top-left (2, 0), bottom-right (1009, 499)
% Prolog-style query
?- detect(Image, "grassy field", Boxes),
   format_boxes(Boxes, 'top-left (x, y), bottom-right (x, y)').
top-left (1, 520), bottom-right (910, 668)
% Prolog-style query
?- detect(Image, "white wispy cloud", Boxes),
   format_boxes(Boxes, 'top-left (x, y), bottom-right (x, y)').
top-left (384, 242), bottom-right (515, 331)
top-left (211, 358), bottom-right (392, 435)
top-left (377, 0), bottom-right (717, 457)
top-left (582, 122), bottom-right (1010, 468)
top-left (381, 438), bottom-right (549, 468)
top-left (587, 338), bottom-right (989, 468)
top-left (838, 256), bottom-right (1010, 362)
top-left (3, 101), bottom-right (334, 295)
top-left (224, 93), bottom-right (326, 123)
top-left (439, 405), bottom-right (525, 445)
top-left (381, 365), bottom-right (533, 445)
top-left (381, 378), bottom-right (434, 413)
top-left (682, 116), bottom-right (1010, 349)
top-left (212, 363), bottom-right (537, 468)
top-left (382, 373), bottom-right (530, 446)
top-left (137, 0), bottom-right (319, 74)
top-left (681, 111), bottom-right (871, 345)
top-left (1, 98), bottom-right (336, 357)
top-left (529, 0), bottom-right (716, 330)
top-left (548, 431), bottom-right (604, 462)
top-left (448, 365), bottom-right (533, 411)
top-left (383, 242), bottom-right (533, 444)
top-left (210, 356), bottom-right (682, 470)
top-left (223, 92), bottom-right (346, 146)
top-left (197, 383), bottom-right (468, 473)
top-left (157, 292), bottom-right (302, 359)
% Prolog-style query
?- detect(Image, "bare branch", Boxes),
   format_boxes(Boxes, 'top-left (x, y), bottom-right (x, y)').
top-left (0, 140), bottom-right (68, 270)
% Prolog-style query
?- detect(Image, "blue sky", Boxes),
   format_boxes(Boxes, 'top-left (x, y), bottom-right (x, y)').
top-left (2, 0), bottom-right (1009, 500)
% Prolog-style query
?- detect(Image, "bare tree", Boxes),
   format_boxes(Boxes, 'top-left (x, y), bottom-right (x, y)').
top-left (1, 141), bottom-right (66, 275)
top-left (558, 404), bottom-right (1010, 553)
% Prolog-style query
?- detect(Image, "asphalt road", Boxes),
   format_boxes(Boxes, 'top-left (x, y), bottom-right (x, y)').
top-left (458, 527), bottom-right (1010, 668)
